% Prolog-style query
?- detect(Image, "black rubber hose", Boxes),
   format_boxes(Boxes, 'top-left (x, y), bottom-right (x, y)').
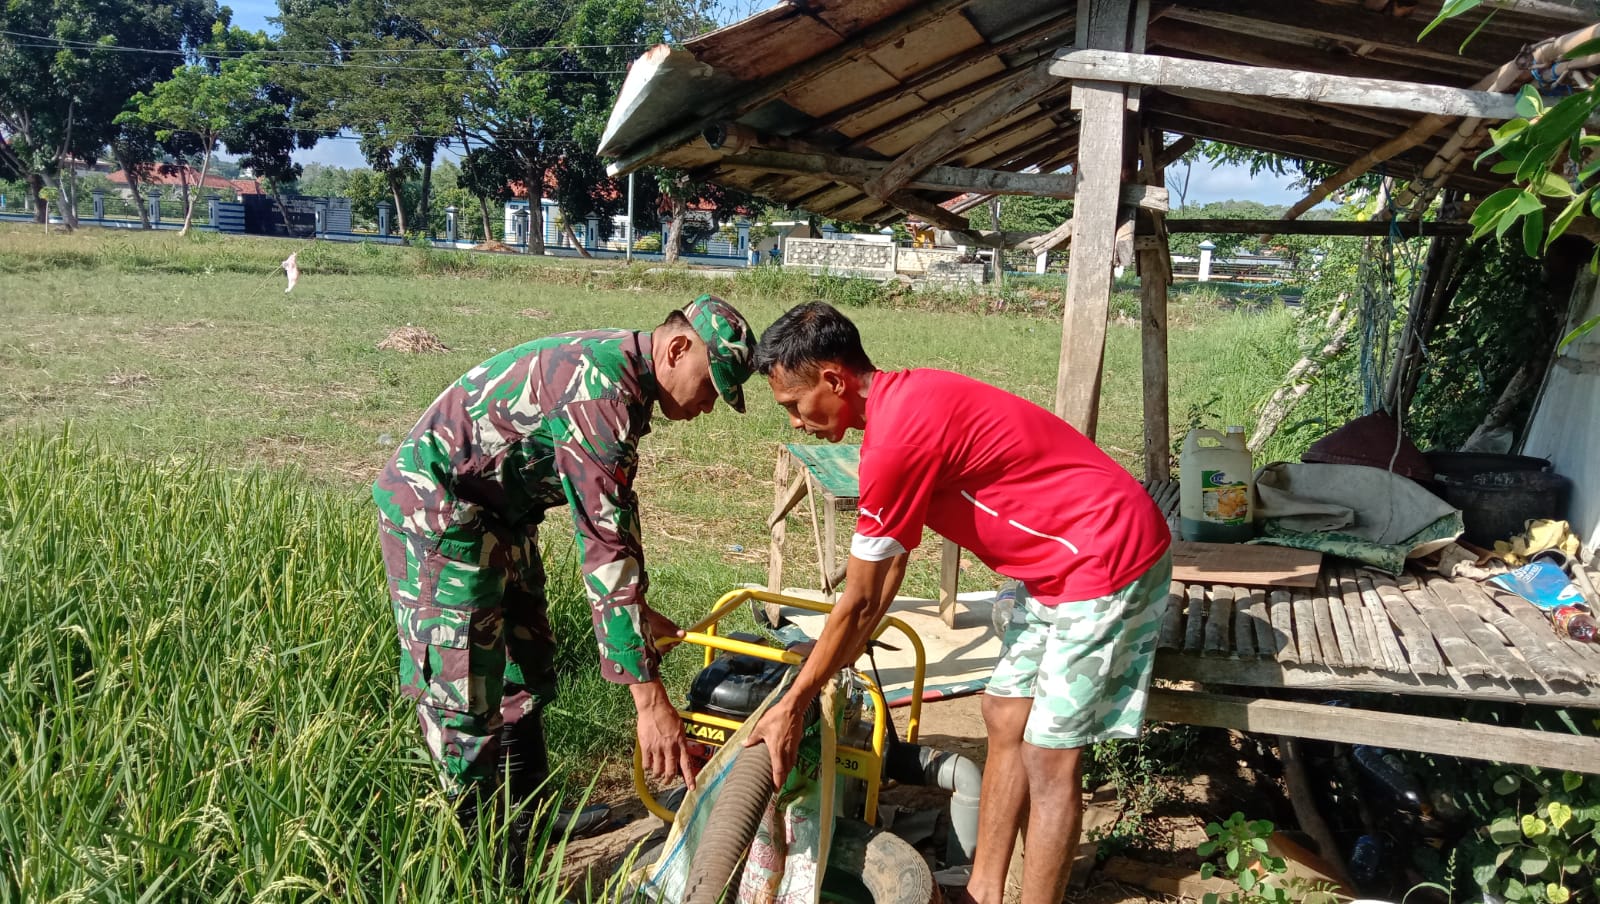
top-left (827, 820), bottom-right (936, 904)
top-left (682, 744), bottom-right (776, 904)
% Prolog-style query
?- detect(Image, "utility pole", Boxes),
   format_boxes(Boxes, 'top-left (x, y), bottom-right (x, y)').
top-left (626, 172), bottom-right (635, 264)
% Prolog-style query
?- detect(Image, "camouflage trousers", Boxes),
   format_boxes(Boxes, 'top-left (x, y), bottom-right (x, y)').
top-left (378, 517), bottom-right (559, 797)
top-left (987, 553), bottom-right (1173, 749)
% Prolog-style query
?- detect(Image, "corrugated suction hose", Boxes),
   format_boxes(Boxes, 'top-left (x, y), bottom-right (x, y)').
top-left (682, 744), bottom-right (775, 904)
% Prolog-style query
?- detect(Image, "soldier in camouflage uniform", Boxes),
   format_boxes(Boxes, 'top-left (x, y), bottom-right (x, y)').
top-left (373, 295), bottom-right (756, 836)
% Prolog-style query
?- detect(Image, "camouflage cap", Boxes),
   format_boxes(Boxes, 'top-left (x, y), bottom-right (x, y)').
top-left (684, 294), bottom-right (756, 413)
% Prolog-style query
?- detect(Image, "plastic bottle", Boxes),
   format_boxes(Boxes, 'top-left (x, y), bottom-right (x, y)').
top-left (1180, 426), bottom-right (1256, 542)
top-left (1552, 605), bottom-right (1599, 642)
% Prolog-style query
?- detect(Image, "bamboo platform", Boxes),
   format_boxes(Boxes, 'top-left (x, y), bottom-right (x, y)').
top-left (1141, 480), bottom-right (1600, 773)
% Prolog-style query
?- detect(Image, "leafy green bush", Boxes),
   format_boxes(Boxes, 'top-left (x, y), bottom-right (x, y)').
top-left (1457, 767), bottom-right (1600, 904)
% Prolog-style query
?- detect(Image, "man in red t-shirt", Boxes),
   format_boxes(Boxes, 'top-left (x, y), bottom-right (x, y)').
top-left (744, 302), bottom-right (1171, 904)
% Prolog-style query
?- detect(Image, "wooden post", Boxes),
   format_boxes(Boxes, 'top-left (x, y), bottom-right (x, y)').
top-left (1055, 0), bottom-right (1138, 435)
top-left (1138, 128), bottom-right (1172, 482)
top-left (822, 504), bottom-right (838, 603)
top-left (767, 449), bottom-right (793, 623)
top-left (939, 538), bottom-right (962, 628)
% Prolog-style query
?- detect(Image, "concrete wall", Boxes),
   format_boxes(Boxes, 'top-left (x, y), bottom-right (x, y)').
top-left (1521, 273), bottom-right (1600, 555)
top-left (783, 237), bottom-right (897, 278)
top-left (896, 247), bottom-right (966, 274)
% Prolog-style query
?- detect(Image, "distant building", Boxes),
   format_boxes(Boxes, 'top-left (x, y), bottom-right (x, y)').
top-left (105, 165), bottom-right (259, 201)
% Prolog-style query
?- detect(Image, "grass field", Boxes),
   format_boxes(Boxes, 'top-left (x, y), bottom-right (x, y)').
top-left (0, 224), bottom-right (1301, 899)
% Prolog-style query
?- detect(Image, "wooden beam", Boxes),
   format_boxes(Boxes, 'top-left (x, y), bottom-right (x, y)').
top-left (1160, 87), bottom-right (1418, 140)
top-left (1151, 94), bottom-right (1399, 158)
top-left (1153, 134), bottom-right (1195, 170)
top-left (1145, 688), bottom-right (1600, 773)
top-left (865, 58), bottom-right (1069, 199)
top-left (808, 11), bottom-right (1077, 136)
top-left (1146, 19), bottom-right (1469, 88)
top-left (1048, 49), bottom-right (1526, 120)
top-left (606, 0), bottom-right (980, 175)
top-left (720, 148), bottom-right (1077, 198)
top-left (1281, 22), bottom-right (1600, 219)
top-left (1055, 0), bottom-right (1136, 436)
top-left (1164, 218), bottom-right (1472, 236)
top-left (1157, 0), bottom-right (1525, 70)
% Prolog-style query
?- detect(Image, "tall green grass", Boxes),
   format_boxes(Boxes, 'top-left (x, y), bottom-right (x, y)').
top-left (0, 432), bottom-right (665, 900)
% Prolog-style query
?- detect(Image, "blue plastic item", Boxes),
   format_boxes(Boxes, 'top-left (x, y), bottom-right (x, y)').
top-left (1489, 560), bottom-right (1585, 612)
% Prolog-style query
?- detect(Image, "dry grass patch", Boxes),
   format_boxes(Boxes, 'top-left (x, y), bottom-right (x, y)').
top-left (376, 326), bottom-right (450, 353)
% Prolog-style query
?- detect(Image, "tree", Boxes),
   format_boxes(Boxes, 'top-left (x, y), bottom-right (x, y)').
top-left (454, 0), bottom-right (712, 254)
top-left (276, 0), bottom-right (473, 235)
top-left (119, 55), bottom-right (282, 234)
top-left (459, 143), bottom-right (519, 240)
top-left (650, 168), bottom-right (754, 263)
top-left (0, 0), bottom-right (218, 230)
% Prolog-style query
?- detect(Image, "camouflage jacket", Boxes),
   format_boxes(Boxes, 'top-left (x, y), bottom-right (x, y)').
top-left (373, 330), bottom-right (660, 684)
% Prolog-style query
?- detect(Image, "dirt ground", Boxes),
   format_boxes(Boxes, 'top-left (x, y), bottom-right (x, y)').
top-left (569, 691), bottom-right (1296, 904)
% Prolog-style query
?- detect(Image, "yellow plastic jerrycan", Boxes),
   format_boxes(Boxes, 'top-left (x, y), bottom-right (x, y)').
top-left (1179, 426), bottom-right (1256, 543)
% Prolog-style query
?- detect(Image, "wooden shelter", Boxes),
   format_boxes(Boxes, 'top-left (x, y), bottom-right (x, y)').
top-left (599, 0), bottom-right (1600, 779)
top-left (602, 0), bottom-right (1598, 473)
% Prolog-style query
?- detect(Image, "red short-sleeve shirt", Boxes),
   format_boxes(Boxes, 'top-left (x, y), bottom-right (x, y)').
top-left (850, 369), bottom-right (1170, 604)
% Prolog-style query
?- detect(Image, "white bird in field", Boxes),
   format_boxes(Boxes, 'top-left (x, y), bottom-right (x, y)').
top-left (283, 252), bottom-right (299, 293)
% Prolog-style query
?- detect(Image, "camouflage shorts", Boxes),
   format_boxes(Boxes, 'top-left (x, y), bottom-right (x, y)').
top-left (987, 554), bottom-right (1172, 749)
top-left (378, 518), bottom-right (559, 795)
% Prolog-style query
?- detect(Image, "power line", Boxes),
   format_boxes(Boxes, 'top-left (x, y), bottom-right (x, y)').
top-left (0, 28), bottom-right (658, 55)
top-left (1, 41), bottom-right (627, 74)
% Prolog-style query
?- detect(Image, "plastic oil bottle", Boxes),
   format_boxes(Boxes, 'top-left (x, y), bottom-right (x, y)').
top-left (1179, 426), bottom-right (1256, 543)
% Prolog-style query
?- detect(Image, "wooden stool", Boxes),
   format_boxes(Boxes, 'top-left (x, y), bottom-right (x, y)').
top-left (766, 443), bottom-right (963, 627)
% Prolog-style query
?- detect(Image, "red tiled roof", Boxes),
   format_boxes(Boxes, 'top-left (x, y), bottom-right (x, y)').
top-left (107, 166), bottom-right (258, 193)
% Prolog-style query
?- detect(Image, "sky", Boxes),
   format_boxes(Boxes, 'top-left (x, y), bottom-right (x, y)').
top-left (224, 0), bottom-right (1307, 208)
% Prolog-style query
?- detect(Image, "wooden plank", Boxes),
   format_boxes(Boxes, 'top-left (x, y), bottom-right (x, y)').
top-left (805, 474), bottom-right (830, 595)
top-left (1482, 585), bottom-right (1600, 682)
top-left (1154, 134), bottom-right (1196, 170)
top-left (1336, 568), bottom-right (1383, 670)
top-left (1234, 586), bottom-right (1261, 660)
top-left (784, 442), bottom-right (861, 503)
top-left (865, 58), bottom-right (1065, 199)
top-left (1292, 590), bottom-right (1322, 665)
top-left (1355, 571), bottom-right (1409, 673)
top-left (1145, 688), bottom-right (1600, 773)
top-left (1368, 573), bottom-right (1446, 676)
top-left (1169, 541), bottom-right (1322, 589)
top-left (1054, 0), bottom-right (1132, 436)
top-left (1100, 857), bottom-right (1239, 900)
top-left (823, 505), bottom-right (839, 601)
top-left (1156, 653), bottom-right (1600, 710)
top-left (723, 148), bottom-right (1087, 200)
top-left (938, 538), bottom-right (961, 628)
top-left (809, 11), bottom-right (1077, 135)
top-left (767, 471), bottom-right (810, 529)
top-left (1268, 589), bottom-right (1297, 664)
top-left (1399, 581), bottom-right (1496, 678)
top-left (1158, 0), bottom-right (1524, 69)
top-left (1047, 49), bottom-right (1526, 120)
top-left (1324, 574), bottom-right (1363, 669)
top-left (1183, 583), bottom-right (1207, 655)
top-left (605, 0), bottom-right (981, 175)
top-left (1157, 580), bottom-right (1186, 651)
top-left (1427, 579), bottom-right (1539, 683)
top-left (1203, 585), bottom-right (1235, 657)
top-left (1451, 580), bottom-right (1585, 686)
top-left (1310, 581), bottom-right (1344, 668)
top-left (766, 449), bottom-right (792, 599)
top-left (1138, 126), bottom-right (1171, 485)
top-left (1246, 588), bottom-right (1275, 659)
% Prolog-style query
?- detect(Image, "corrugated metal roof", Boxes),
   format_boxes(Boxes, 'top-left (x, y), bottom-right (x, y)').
top-left (600, 0), bottom-right (1599, 227)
